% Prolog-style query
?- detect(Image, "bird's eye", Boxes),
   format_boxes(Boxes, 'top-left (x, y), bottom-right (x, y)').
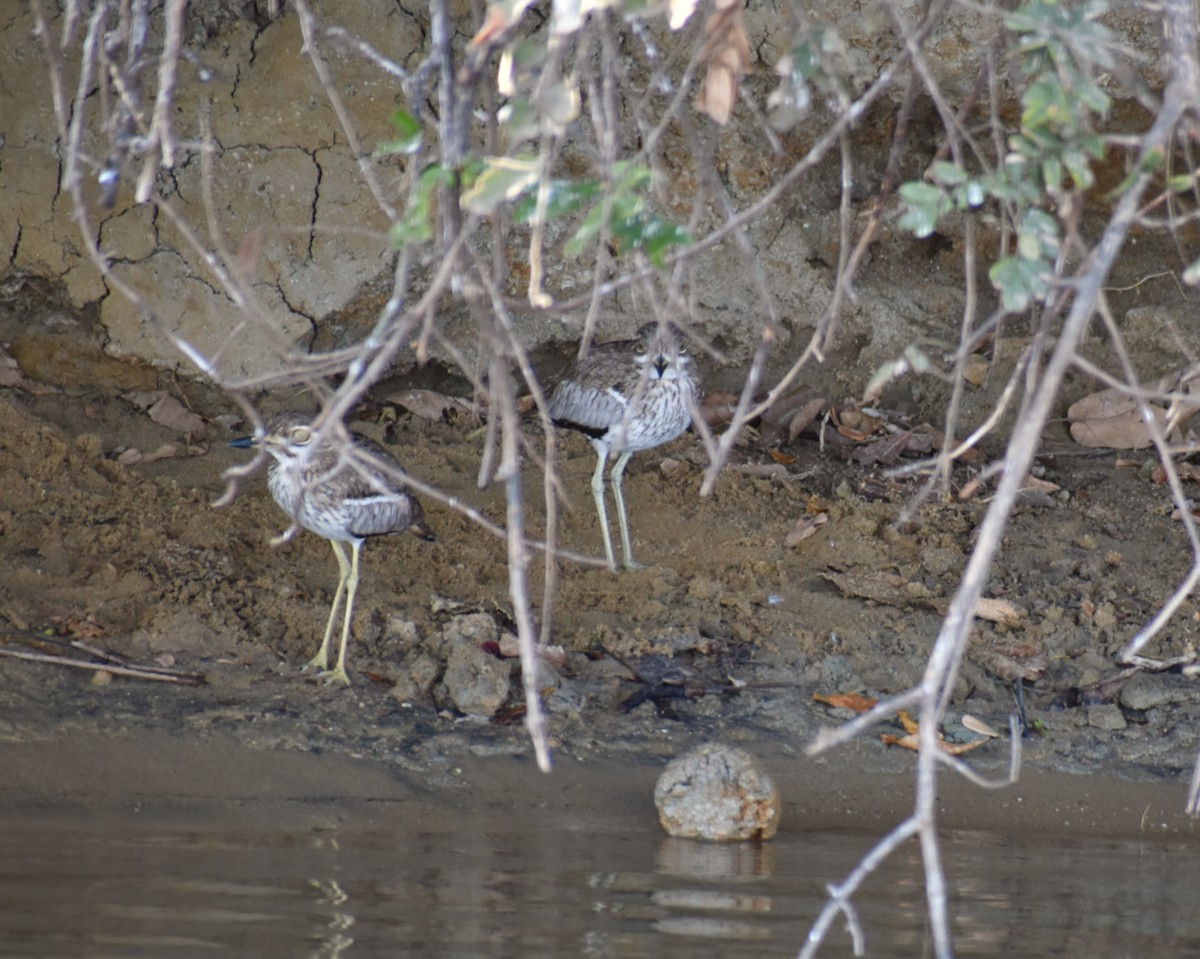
top-left (290, 427), bottom-right (313, 445)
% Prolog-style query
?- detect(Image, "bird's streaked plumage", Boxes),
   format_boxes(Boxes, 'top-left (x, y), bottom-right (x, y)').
top-left (547, 322), bottom-right (699, 571)
top-left (231, 411), bottom-right (432, 684)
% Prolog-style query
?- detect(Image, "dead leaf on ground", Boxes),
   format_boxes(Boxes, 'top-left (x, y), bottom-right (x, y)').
top-left (699, 391), bottom-right (740, 426)
top-left (497, 635), bottom-right (567, 671)
top-left (387, 389), bottom-right (473, 421)
top-left (882, 709), bottom-right (990, 755)
top-left (813, 691), bottom-right (877, 712)
top-left (820, 570), bottom-right (944, 612)
top-left (852, 431), bottom-right (912, 466)
top-left (0, 344), bottom-right (60, 395)
top-left (974, 597), bottom-right (1027, 627)
top-left (1154, 462), bottom-right (1200, 484)
top-left (759, 386), bottom-right (826, 443)
top-left (882, 732), bottom-right (988, 755)
top-left (1067, 367), bottom-right (1200, 449)
top-left (124, 391), bottom-right (207, 434)
top-left (115, 442), bottom-right (199, 465)
top-left (785, 512), bottom-right (828, 547)
top-left (962, 714), bottom-right (1003, 738)
top-left (969, 641), bottom-right (1048, 683)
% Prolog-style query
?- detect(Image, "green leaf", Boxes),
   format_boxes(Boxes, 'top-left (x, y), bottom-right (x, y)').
top-left (897, 181), bottom-right (950, 238)
top-left (497, 98), bottom-right (540, 141)
top-left (460, 156), bottom-right (539, 214)
top-left (390, 163), bottom-right (451, 247)
top-left (1168, 173), bottom-right (1198, 193)
top-left (930, 161), bottom-right (968, 187)
top-left (377, 108), bottom-right (422, 156)
top-left (512, 179), bottom-right (601, 223)
top-left (611, 211), bottom-right (691, 265)
top-left (989, 255), bottom-right (1049, 312)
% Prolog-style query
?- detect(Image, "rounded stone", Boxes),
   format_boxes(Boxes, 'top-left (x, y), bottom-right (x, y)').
top-left (654, 743), bottom-right (781, 842)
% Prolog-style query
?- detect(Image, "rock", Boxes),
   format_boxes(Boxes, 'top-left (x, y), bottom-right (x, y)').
top-left (1119, 673), bottom-right (1199, 712)
top-left (654, 743), bottom-right (780, 842)
top-left (1087, 704), bottom-right (1127, 731)
top-left (443, 642), bottom-right (511, 718)
top-left (389, 650), bottom-right (442, 705)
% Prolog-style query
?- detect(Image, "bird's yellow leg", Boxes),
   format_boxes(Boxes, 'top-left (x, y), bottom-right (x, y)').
top-left (306, 539), bottom-right (350, 676)
top-left (610, 452), bottom-right (644, 570)
top-left (589, 445), bottom-right (619, 572)
top-left (326, 540), bottom-right (361, 686)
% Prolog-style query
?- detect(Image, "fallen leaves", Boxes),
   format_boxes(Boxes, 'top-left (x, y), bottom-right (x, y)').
top-left (812, 691), bottom-right (877, 712)
top-left (386, 388), bottom-right (474, 421)
top-left (784, 510), bottom-right (828, 547)
top-left (0, 343), bottom-right (60, 395)
top-left (125, 391), bottom-right (207, 433)
top-left (881, 710), bottom-right (989, 756)
top-left (1067, 365), bottom-right (1200, 449)
top-left (969, 640), bottom-right (1047, 683)
top-left (813, 691), bottom-right (995, 755)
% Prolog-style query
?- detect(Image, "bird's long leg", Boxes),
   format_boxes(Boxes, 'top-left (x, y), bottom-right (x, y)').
top-left (589, 443), bottom-right (618, 572)
top-left (307, 539), bottom-right (350, 676)
top-left (610, 451), bottom-right (644, 570)
top-left (327, 539), bottom-right (361, 686)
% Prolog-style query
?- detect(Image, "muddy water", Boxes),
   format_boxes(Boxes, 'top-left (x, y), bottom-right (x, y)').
top-left (3, 802), bottom-right (1199, 957)
top-left (2, 736), bottom-right (1199, 958)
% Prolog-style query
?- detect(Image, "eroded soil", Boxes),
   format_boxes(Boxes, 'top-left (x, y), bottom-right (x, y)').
top-left (2, 340), bottom-right (1199, 809)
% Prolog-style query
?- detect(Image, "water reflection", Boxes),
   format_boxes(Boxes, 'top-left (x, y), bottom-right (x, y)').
top-left (1, 810), bottom-right (1198, 957)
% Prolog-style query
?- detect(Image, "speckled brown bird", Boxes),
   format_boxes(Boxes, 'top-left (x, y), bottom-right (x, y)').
top-left (547, 322), bottom-right (699, 571)
top-left (231, 411), bottom-right (433, 684)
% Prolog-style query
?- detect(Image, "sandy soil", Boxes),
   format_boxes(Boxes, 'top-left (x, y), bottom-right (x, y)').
top-left (1, 334), bottom-right (1200, 828)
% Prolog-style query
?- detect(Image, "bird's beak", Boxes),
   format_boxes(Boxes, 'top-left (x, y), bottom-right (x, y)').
top-left (229, 434), bottom-right (261, 450)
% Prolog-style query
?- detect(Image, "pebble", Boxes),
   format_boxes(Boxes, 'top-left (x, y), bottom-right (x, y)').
top-left (1086, 704), bottom-right (1126, 731)
top-left (443, 642), bottom-right (510, 718)
top-left (654, 743), bottom-right (780, 842)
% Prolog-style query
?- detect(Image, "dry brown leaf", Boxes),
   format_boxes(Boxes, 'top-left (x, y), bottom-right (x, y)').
top-left (768, 449), bottom-right (797, 465)
top-left (820, 570), bottom-right (943, 612)
top-left (852, 431), bottom-right (912, 466)
top-left (970, 641), bottom-right (1048, 683)
top-left (694, 1), bottom-right (751, 125)
top-left (469, 0), bottom-right (535, 49)
top-left (882, 732), bottom-right (988, 756)
top-left (699, 390), bottom-right (739, 426)
top-left (1022, 474), bottom-right (1061, 494)
top-left (0, 344), bottom-right (60, 395)
top-left (759, 386), bottom-right (825, 443)
top-left (813, 691), bottom-right (878, 712)
top-left (497, 635), bottom-right (567, 670)
top-left (149, 394), bottom-right (206, 433)
top-left (975, 597), bottom-right (1026, 626)
top-left (141, 443), bottom-right (189, 463)
top-left (961, 714), bottom-right (1003, 738)
top-left (886, 711), bottom-right (990, 755)
top-left (1067, 370), bottom-right (1200, 449)
top-left (387, 389), bottom-right (471, 421)
top-left (784, 512), bottom-right (828, 547)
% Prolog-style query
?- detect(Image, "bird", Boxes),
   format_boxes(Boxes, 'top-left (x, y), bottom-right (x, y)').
top-left (230, 411), bottom-right (433, 685)
top-left (547, 321), bottom-right (700, 571)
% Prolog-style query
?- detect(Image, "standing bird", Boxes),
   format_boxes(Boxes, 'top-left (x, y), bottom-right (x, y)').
top-left (230, 411), bottom-right (433, 685)
top-left (547, 322), bottom-right (700, 571)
